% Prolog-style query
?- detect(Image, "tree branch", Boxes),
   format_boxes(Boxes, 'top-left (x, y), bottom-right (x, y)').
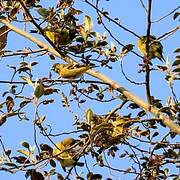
top-left (152, 5), bottom-right (180, 23)
top-left (145, 0), bottom-right (153, 104)
top-left (0, 18), bottom-right (179, 134)
top-left (84, 0), bottom-right (140, 38)
top-left (139, 0), bottom-right (148, 12)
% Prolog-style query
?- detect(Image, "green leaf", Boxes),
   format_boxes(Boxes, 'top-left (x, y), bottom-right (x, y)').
top-left (20, 61), bottom-right (28, 66)
top-left (19, 100), bottom-right (31, 108)
top-left (30, 61), bottom-right (38, 66)
top-left (119, 153), bottom-right (127, 158)
top-left (154, 143), bottom-right (167, 150)
top-left (119, 44), bottom-right (134, 58)
top-left (164, 168), bottom-right (169, 176)
top-left (20, 76), bottom-right (33, 86)
top-left (152, 131), bottom-right (159, 138)
top-left (85, 108), bottom-right (94, 124)
top-left (40, 144), bottom-right (53, 153)
top-left (17, 149), bottom-right (30, 157)
top-left (172, 59), bottom-right (180, 66)
top-left (50, 160), bottom-right (56, 168)
top-left (20, 141), bottom-right (30, 149)
top-left (69, 8), bottom-right (83, 15)
top-left (49, 169), bottom-right (56, 176)
top-left (4, 162), bottom-right (16, 167)
top-left (172, 67), bottom-right (180, 73)
top-left (137, 110), bottom-right (146, 117)
top-left (91, 174), bottom-right (102, 180)
top-left (34, 83), bottom-right (44, 99)
top-left (140, 130), bottom-right (150, 137)
top-left (13, 156), bottom-right (30, 164)
top-left (173, 12), bottom-right (180, 20)
top-left (37, 8), bottom-right (51, 18)
top-left (57, 173), bottom-right (64, 180)
top-left (5, 149), bottom-right (11, 156)
top-left (174, 48), bottom-right (180, 53)
top-left (84, 15), bottom-right (93, 32)
top-left (76, 162), bottom-right (84, 167)
top-left (175, 56), bottom-right (180, 62)
top-left (167, 149), bottom-right (178, 158)
top-left (42, 99), bottom-right (54, 105)
top-left (128, 103), bottom-right (140, 109)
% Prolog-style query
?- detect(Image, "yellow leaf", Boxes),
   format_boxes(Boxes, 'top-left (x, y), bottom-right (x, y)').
top-left (84, 15), bottom-right (93, 32)
top-left (17, 149), bottom-right (31, 157)
top-left (79, 26), bottom-right (88, 40)
top-left (20, 76), bottom-right (33, 86)
top-left (85, 108), bottom-right (94, 124)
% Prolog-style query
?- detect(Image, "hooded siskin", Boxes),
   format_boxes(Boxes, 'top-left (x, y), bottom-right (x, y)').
top-left (137, 35), bottom-right (165, 62)
top-left (44, 27), bottom-right (76, 46)
top-left (53, 138), bottom-right (78, 171)
top-left (52, 63), bottom-right (92, 79)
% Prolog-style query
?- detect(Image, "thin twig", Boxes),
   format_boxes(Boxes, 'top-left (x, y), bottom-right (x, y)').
top-left (100, 17), bottom-right (143, 58)
top-left (157, 26), bottom-right (180, 41)
top-left (33, 107), bottom-right (41, 154)
top-left (139, 0), bottom-right (147, 12)
top-left (104, 100), bottom-right (128, 122)
top-left (48, 130), bottom-right (84, 137)
top-left (152, 6), bottom-right (180, 23)
top-left (84, 0), bottom-right (140, 38)
top-left (103, 164), bottom-right (139, 175)
top-left (1, 48), bottom-right (47, 58)
top-left (92, 0), bottom-right (143, 59)
top-left (120, 59), bottom-right (145, 85)
top-left (0, 79), bottom-right (110, 86)
top-left (1, 18), bottom-right (179, 133)
top-left (17, 0), bottom-right (63, 57)
top-left (0, 138), bottom-right (11, 162)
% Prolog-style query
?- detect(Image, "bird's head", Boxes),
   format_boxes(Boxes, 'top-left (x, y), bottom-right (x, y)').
top-left (62, 138), bottom-right (77, 148)
top-left (51, 63), bottom-right (65, 73)
top-left (140, 35), bottom-right (156, 42)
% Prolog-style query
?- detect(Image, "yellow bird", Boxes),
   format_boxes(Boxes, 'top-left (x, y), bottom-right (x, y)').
top-left (44, 30), bottom-right (59, 44)
top-left (53, 138), bottom-right (78, 171)
top-left (137, 35), bottom-right (165, 62)
top-left (44, 28), bottom-right (73, 46)
top-left (52, 63), bottom-right (93, 79)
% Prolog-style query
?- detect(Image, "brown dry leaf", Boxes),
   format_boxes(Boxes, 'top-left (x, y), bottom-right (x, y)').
top-left (6, 96), bottom-right (14, 112)
top-left (0, 26), bottom-right (9, 50)
top-left (0, 115), bottom-right (7, 126)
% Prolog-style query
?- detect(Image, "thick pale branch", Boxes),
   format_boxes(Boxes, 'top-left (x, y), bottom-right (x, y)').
top-left (0, 18), bottom-right (179, 134)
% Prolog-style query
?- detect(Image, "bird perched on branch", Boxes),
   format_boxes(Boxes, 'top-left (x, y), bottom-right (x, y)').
top-left (137, 35), bottom-right (165, 62)
top-left (44, 27), bottom-right (76, 46)
top-left (53, 138), bottom-right (80, 171)
top-left (52, 63), bottom-right (93, 79)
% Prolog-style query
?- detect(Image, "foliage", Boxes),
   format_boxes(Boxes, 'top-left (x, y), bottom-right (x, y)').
top-left (0, 0), bottom-right (179, 180)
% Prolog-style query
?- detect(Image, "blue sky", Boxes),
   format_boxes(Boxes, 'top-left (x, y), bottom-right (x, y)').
top-left (0, 0), bottom-right (179, 179)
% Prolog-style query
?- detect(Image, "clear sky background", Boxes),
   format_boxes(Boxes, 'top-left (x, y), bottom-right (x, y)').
top-left (0, 0), bottom-right (179, 179)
